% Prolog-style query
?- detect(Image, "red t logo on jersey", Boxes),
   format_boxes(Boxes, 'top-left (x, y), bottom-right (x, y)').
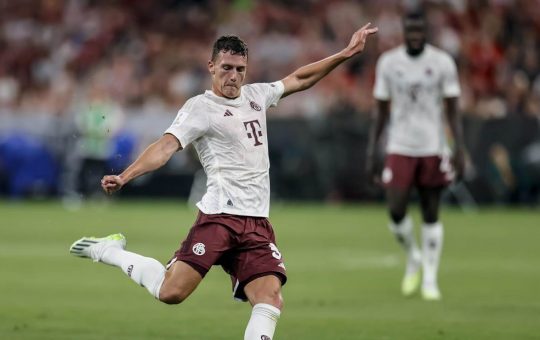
top-left (243, 119), bottom-right (263, 146)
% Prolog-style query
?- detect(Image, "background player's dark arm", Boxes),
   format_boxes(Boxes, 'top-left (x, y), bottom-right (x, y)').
top-left (365, 100), bottom-right (390, 183)
top-left (444, 97), bottom-right (466, 180)
top-left (119, 134), bottom-right (181, 184)
top-left (281, 23), bottom-right (377, 98)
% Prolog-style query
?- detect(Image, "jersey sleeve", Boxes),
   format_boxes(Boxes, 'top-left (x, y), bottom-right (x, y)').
top-left (441, 55), bottom-right (461, 97)
top-left (250, 81), bottom-right (285, 109)
top-left (373, 55), bottom-right (390, 100)
top-left (164, 99), bottom-right (209, 148)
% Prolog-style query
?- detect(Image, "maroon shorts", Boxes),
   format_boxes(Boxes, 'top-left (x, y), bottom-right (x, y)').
top-left (382, 153), bottom-right (454, 190)
top-left (166, 211), bottom-right (287, 301)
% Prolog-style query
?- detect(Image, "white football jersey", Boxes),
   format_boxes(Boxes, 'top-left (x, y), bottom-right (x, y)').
top-left (373, 44), bottom-right (460, 156)
top-left (165, 81), bottom-right (284, 217)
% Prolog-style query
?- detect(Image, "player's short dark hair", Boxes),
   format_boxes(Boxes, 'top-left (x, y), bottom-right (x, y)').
top-left (211, 35), bottom-right (248, 61)
top-left (403, 11), bottom-right (426, 24)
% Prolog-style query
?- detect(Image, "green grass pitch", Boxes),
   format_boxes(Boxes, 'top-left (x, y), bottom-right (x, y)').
top-left (1, 200), bottom-right (539, 339)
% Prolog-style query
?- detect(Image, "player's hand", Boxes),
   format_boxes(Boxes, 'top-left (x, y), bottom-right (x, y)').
top-left (365, 155), bottom-right (381, 186)
top-left (342, 23), bottom-right (378, 58)
top-left (101, 175), bottom-right (125, 194)
top-left (452, 150), bottom-right (465, 181)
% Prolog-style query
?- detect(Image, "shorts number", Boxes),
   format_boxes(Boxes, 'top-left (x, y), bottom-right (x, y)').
top-left (269, 243), bottom-right (281, 260)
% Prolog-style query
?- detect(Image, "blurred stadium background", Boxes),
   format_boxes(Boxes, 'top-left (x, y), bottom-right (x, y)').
top-left (1, 0), bottom-right (539, 204)
top-left (1, 0), bottom-right (539, 339)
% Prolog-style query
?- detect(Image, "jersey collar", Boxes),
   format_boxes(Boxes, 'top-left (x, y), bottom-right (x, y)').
top-left (204, 89), bottom-right (245, 107)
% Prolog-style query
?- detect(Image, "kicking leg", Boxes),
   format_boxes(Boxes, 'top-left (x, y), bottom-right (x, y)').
top-left (386, 187), bottom-right (422, 296)
top-left (70, 234), bottom-right (201, 302)
top-left (70, 234), bottom-right (166, 298)
top-left (243, 275), bottom-right (283, 340)
top-left (418, 186), bottom-right (444, 300)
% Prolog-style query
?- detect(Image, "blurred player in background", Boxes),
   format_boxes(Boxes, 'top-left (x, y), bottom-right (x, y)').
top-left (70, 24), bottom-right (377, 339)
top-left (366, 12), bottom-right (465, 301)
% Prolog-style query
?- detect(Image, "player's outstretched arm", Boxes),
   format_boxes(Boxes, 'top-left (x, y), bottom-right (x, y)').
top-left (280, 23), bottom-right (378, 98)
top-left (101, 133), bottom-right (181, 194)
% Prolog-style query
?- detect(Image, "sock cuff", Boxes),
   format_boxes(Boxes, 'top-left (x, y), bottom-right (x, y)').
top-left (151, 270), bottom-right (166, 300)
top-left (253, 303), bottom-right (281, 321)
top-left (389, 215), bottom-right (413, 233)
top-left (422, 222), bottom-right (443, 238)
top-left (422, 221), bottom-right (442, 228)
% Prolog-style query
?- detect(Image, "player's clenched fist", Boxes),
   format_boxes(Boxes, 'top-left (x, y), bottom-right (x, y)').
top-left (101, 175), bottom-right (125, 194)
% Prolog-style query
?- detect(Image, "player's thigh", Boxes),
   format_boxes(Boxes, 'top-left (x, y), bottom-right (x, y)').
top-left (386, 186), bottom-right (413, 223)
top-left (383, 154), bottom-right (416, 217)
top-left (386, 186), bottom-right (412, 209)
top-left (417, 155), bottom-right (452, 188)
top-left (244, 274), bottom-right (283, 309)
top-left (169, 212), bottom-right (236, 277)
top-left (382, 154), bottom-right (417, 190)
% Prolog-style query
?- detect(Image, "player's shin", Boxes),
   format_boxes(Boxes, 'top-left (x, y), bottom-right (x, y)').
top-left (389, 216), bottom-right (422, 295)
top-left (421, 222), bottom-right (443, 289)
top-left (102, 248), bottom-right (165, 299)
top-left (389, 215), bottom-right (421, 267)
top-left (244, 303), bottom-right (281, 340)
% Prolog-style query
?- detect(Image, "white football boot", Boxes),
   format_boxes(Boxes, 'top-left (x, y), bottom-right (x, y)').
top-left (69, 233), bottom-right (126, 262)
top-left (401, 249), bottom-right (422, 297)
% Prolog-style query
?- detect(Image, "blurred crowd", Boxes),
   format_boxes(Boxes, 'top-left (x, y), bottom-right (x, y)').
top-left (0, 0), bottom-right (539, 203)
top-left (1, 0), bottom-right (540, 118)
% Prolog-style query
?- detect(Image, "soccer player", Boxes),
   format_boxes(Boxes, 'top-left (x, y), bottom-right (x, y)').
top-left (70, 24), bottom-right (378, 339)
top-left (366, 12), bottom-right (465, 301)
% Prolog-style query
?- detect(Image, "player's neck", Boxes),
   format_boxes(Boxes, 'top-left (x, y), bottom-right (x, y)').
top-left (210, 87), bottom-right (240, 100)
top-left (406, 46), bottom-right (425, 57)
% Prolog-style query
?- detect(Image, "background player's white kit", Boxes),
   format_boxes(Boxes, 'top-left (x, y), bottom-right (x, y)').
top-left (374, 44), bottom-right (461, 156)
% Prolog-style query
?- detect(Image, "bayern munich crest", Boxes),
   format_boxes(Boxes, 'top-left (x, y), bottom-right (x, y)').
top-left (192, 243), bottom-right (206, 256)
top-left (250, 100), bottom-right (262, 111)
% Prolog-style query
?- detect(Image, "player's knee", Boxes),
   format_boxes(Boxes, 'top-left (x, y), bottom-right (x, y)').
top-left (269, 288), bottom-right (284, 310)
top-left (158, 286), bottom-right (190, 305)
top-left (421, 210), bottom-right (439, 224)
top-left (251, 286), bottom-right (283, 310)
top-left (389, 210), bottom-right (406, 224)
top-left (423, 215), bottom-right (438, 224)
top-left (262, 290), bottom-right (283, 310)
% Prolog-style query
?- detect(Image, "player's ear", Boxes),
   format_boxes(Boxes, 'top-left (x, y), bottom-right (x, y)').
top-left (208, 60), bottom-right (215, 75)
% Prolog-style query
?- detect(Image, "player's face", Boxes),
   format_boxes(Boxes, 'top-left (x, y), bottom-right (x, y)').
top-left (208, 51), bottom-right (247, 99)
top-left (404, 19), bottom-right (426, 56)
